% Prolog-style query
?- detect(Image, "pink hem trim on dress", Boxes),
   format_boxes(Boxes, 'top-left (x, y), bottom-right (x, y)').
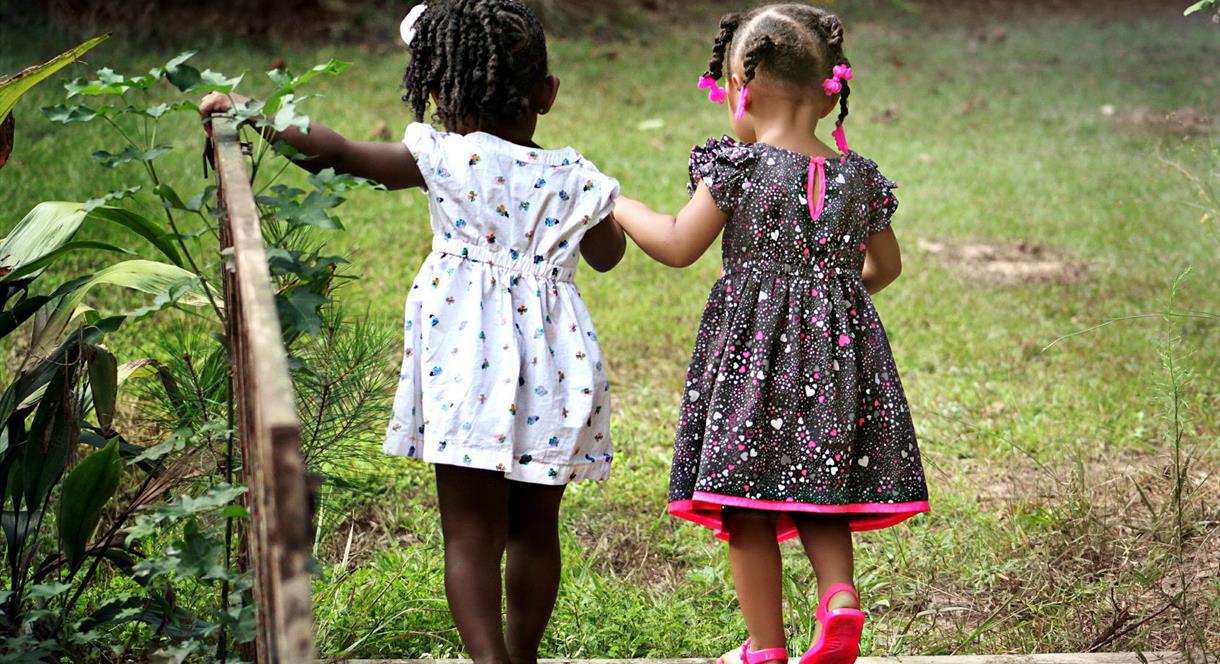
top-left (669, 492), bottom-right (929, 542)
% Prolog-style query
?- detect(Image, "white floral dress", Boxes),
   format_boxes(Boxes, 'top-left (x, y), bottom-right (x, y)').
top-left (383, 123), bottom-right (620, 485)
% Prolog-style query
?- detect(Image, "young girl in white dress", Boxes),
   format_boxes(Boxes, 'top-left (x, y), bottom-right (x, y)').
top-left (202, 1), bottom-right (624, 661)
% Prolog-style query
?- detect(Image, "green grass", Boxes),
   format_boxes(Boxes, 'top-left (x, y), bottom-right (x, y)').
top-left (2, 1), bottom-right (1219, 657)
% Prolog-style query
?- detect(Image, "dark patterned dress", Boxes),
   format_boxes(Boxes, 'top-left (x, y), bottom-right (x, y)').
top-left (667, 137), bottom-right (929, 542)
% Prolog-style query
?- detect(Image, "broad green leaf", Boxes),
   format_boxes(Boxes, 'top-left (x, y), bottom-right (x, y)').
top-left (32, 260), bottom-right (211, 358)
top-left (58, 438), bottom-right (122, 570)
top-left (16, 317), bottom-right (123, 409)
top-left (79, 431), bottom-right (155, 474)
top-left (22, 359), bottom-right (78, 512)
top-left (1184, 0), bottom-right (1218, 15)
top-left (0, 202), bottom-right (87, 282)
top-left (86, 346), bottom-right (118, 431)
top-left (86, 206), bottom-right (184, 267)
top-left (77, 593), bottom-right (143, 633)
top-left (0, 293), bottom-right (51, 339)
top-left (1, 112), bottom-right (13, 169)
top-left (1, 241), bottom-right (134, 283)
top-left (0, 34), bottom-right (109, 124)
top-left (1, 510), bottom-right (40, 572)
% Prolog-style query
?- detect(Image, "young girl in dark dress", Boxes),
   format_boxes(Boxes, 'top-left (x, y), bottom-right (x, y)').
top-left (613, 5), bottom-right (929, 664)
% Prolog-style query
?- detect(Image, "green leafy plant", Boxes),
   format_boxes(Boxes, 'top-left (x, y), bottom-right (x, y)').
top-left (0, 35), bottom-right (109, 170)
top-left (2, 44), bottom-right (393, 659)
top-left (1184, 0), bottom-right (1220, 17)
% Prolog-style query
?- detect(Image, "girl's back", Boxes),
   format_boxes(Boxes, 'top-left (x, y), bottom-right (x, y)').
top-left (694, 137), bottom-right (896, 276)
top-left (405, 123), bottom-right (617, 277)
top-left (384, 123), bottom-right (620, 485)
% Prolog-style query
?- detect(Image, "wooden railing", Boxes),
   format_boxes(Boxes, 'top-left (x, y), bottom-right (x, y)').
top-left (213, 117), bottom-right (315, 662)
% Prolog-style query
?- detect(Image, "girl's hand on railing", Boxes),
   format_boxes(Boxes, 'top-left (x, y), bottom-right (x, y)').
top-left (200, 92), bottom-right (252, 137)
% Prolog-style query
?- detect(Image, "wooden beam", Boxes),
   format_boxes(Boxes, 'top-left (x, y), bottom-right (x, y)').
top-left (213, 116), bottom-right (314, 663)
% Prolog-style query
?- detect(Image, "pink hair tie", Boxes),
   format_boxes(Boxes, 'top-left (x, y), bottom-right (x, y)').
top-left (822, 63), bottom-right (853, 96)
top-left (697, 75), bottom-right (728, 105)
top-left (832, 124), bottom-right (849, 153)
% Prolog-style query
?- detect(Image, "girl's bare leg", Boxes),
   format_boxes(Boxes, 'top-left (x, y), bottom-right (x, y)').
top-left (794, 514), bottom-right (859, 641)
top-left (436, 465), bottom-right (512, 664)
top-left (722, 508), bottom-right (788, 662)
top-left (504, 480), bottom-right (567, 664)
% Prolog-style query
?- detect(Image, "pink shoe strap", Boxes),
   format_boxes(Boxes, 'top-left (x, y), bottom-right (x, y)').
top-left (741, 638), bottom-right (789, 664)
top-left (815, 583), bottom-right (860, 624)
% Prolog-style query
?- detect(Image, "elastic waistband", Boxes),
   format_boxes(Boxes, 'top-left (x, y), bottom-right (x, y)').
top-left (432, 238), bottom-right (576, 282)
top-left (725, 258), bottom-right (854, 280)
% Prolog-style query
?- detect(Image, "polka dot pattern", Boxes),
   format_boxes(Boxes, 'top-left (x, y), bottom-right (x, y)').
top-left (668, 137), bottom-right (929, 540)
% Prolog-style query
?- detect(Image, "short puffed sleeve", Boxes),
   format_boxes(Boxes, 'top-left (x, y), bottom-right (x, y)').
top-left (688, 136), bottom-right (758, 216)
top-left (861, 159), bottom-right (899, 235)
top-left (579, 161), bottom-right (622, 223)
top-left (403, 122), bottom-right (443, 187)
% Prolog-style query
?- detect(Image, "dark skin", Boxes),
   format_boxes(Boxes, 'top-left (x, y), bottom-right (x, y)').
top-left (200, 74), bottom-right (626, 272)
top-left (204, 75), bottom-right (624, 664)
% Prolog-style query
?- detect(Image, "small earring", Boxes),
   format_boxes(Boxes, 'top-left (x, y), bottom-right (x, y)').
top-left (734, 86), bottom-right (750, 121)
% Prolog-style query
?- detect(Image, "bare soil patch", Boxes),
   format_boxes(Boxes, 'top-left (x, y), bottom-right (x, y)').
top-left (917, 238), bottom-right (1089, 285)
top-left (1108, 106), bottom-right (1216, 136)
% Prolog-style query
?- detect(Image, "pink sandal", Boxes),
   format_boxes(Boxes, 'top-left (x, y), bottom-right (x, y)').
top-left (797, 583), bottom-right (866, 664)
top-left (719, 638), bottom-right (789, 664)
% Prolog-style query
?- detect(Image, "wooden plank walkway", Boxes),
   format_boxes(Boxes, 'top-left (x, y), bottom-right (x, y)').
top-left (332, 655), bottom-right (1198, 664)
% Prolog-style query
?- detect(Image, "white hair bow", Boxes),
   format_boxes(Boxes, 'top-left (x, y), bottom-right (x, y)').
top-left (400, 3), bottom-right (428, 46)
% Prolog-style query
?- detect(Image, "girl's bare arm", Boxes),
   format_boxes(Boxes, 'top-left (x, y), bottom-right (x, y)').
top-left (580, 216), bottom-right (627, 272)
top-left (861, 227), bottom-right (902, 294)
top-left (612, 184), bottom-right (727, 268)
top-left (200, 92), bottom-right (424, 191)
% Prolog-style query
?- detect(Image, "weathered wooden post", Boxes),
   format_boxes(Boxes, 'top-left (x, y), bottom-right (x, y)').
top-left (212, 116), bottom-right (315, 663)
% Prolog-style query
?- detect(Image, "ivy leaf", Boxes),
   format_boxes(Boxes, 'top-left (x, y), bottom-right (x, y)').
top-left (163, 51), bottom-right (243, 94)
top-left (92, 144), bottom-right (172, 168)
top-left (83, 186), bottom-right (141, 212)
top-left (276, 288), bottom-right (328, 336)
top-left (128, 101), bottom-right (197, 119)
top-left (28, 582), bottom-right (72, 600)
top-left (64, 67), bottom-right (156, 98)
top-left (172, 483), bottom-right (247, 516)
top-left (309, 167), bottom-right (379, 193)
top-left (184, 185), bottom-right (216, 213)
top-left (153, 640), bottom-right (200, 664)
top-left (258, 184), bottom-right (343, 229)
top-left (42, 103), bottom-right (99, 124)
top-left (264, 59), bottom-right (351, 115)
top-left (175, 520), bottom-right (228, 580)
top-left (267, 93), bottom-right (310, 134)
top-left (130, 430), bottom-right (188, 465)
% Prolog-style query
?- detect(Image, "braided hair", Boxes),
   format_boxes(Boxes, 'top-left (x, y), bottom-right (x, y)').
top-left (703, 4), bottom-right (852, 131)
top-left (402, 0), bottom-right (549, 131)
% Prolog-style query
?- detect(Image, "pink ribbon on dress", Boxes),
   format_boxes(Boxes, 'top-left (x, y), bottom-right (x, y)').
top-left (807, 156), bottom-right (827, 221)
